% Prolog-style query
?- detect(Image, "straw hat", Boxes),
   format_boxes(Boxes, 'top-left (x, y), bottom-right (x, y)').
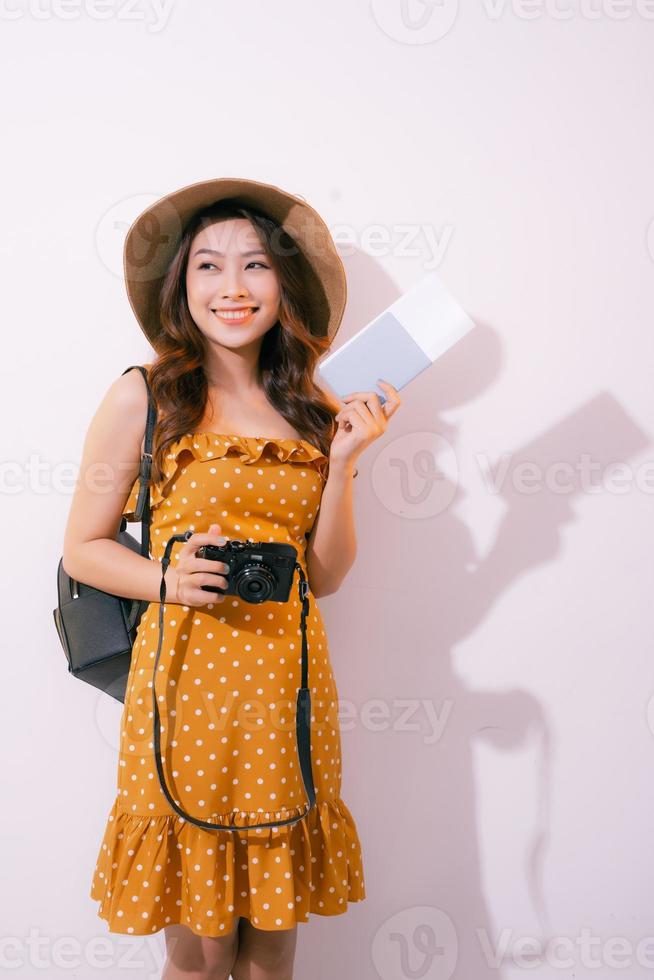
top-left (122, 176), bottom-right (347, 347)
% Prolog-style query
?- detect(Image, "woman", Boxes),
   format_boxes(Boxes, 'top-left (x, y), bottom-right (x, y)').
top-left (64, 177), bottom-right (401, 979)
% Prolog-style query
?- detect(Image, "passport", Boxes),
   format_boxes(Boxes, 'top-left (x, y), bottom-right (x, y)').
top-left (317, 271), bottom-right (475, 404)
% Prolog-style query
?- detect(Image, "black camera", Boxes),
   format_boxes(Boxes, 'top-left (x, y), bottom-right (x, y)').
top-left (195, 539), bottom-right (298, 604)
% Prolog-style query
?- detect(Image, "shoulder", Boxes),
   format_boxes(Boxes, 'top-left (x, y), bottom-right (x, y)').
top-left (94, 364), bottom-right (153, 450)
top-left (108, 363), bottom-right (152, 412)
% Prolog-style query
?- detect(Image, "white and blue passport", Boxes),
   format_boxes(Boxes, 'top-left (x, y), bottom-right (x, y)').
top-left (317, 271), bottom-right (474, 404)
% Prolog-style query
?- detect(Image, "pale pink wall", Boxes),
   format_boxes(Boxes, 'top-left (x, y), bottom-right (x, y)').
top-left (5, 2), bottom-right (653, 977)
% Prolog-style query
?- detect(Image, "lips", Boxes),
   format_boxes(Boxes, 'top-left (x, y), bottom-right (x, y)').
top-left (212, 307), bottom-right (259, 323)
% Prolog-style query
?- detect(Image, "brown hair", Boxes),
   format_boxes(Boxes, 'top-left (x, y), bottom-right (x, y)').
top-left (143, 198), bottom-right (341, 486)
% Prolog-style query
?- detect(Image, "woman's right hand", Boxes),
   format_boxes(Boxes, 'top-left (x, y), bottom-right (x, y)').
top-left (171, 523), bottom-right (231, 607)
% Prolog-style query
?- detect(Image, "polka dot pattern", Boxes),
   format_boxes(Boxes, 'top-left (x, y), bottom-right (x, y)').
top-left (89, 433), bottom-right (366, 936)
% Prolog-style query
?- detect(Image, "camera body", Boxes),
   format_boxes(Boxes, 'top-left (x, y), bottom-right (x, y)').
top-left (195, 539), bottom-right (298, 604)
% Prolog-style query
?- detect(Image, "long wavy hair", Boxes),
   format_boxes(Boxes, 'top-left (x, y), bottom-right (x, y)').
top-left (143, 198), bottom-right (342, 486)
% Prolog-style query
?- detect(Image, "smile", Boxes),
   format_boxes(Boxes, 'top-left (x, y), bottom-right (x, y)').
top-left (212, 307), bottom-right (258, 323)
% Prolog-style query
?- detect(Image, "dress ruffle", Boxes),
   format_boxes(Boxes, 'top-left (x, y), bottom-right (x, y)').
top-left (90, 795), bottom-right (366, 935)
top-left (176, 432), bottom-right (329, 467)
top-left (122, 432), bottom-right (329, 521)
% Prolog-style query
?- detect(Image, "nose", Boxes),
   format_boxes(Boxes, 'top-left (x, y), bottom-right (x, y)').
top-left (218, 263), bottom-right (250, 300)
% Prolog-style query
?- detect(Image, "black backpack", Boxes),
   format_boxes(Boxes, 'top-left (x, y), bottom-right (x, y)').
top-left (52, 365), bottom-right (155, 703)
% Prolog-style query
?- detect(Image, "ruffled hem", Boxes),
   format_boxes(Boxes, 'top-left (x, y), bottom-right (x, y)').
top-left (122, 432), bottom-right (328, 521)
top-left (90, 795), bottom-right (366, 936)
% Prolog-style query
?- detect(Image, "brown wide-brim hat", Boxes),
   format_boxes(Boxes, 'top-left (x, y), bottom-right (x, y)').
top-left (123, 176), bottom-right (347, 347)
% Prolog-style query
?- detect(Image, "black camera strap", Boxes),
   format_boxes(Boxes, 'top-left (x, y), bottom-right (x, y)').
top-left (145, 531), bottom-right (316, 832)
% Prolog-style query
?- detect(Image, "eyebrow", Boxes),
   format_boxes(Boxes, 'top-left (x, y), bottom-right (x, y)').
top-left (192, 248), bottom-right (267, 258)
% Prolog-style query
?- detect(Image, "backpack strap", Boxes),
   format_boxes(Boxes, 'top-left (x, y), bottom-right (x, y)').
top-left (120, 365), bottom-right (156, 559)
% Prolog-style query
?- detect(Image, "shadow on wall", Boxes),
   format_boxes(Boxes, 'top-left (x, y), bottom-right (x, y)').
top-left (296, 245), bottom-right (649, 979)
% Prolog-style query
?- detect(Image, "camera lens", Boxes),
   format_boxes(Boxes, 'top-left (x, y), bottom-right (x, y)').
top-left (235, 564), bottom-right (276, 603)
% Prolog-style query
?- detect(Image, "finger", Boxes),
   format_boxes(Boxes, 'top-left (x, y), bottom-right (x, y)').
top-left (376, 379), bottom-right (401, 399)
top-left (184, 526), bottom-right (224, 544)
top-left (374, 381), bottom-right (401, 419)
top-left (347, 399), bottom-right (382, 431)
top-left (189, 557), bottom-right (231, 575)
top-left (194, 591), bottom-right (226, 605)
top-left (338, 399), bottom-right (385, 428)
top-left (183, 578), bottom-right (226, 604)
top-left (362, 394), bottom-right (386, 426)
top-left (375, 381), bottom-right (401, 414)
top-left (340, 390), bottom-right (392, 425)
top-left (342, 381), bottom-right (400, 405)
top-left (340, 390), bottom-right (383, 404)
top-left (195, 572), bottom-right (230, 589)
top-left (334, 405), bottom-right (361, 434)
top-left (377, 378), bottom-right (401, 405)
top-left (179, 527), bottom-right (226, 555)
top-left (379, 399), bottom-right (398, 420)
top-left (337, 393), bottom-right (381, 418)
top-left (336, 402), bottom-right (378, 436)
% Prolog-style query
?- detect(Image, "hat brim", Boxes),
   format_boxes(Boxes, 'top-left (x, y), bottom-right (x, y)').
top-left (123, 176), bottom-right (347, 347)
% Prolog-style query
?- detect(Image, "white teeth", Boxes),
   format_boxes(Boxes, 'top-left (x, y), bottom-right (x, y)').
top-left (214, 308), bottom-right (256, 320)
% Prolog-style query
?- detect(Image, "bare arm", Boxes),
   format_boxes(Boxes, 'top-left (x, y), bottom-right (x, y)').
top-left (305, 461), bottom-right (358, 598)
top-left (62, 367), bottom-right (181, 604)
top-left (304, 378), bottom-right (402, 597)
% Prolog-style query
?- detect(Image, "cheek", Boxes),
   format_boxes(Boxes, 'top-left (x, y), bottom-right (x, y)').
top-left (259, 272), bottom-right (281, 305)
top-left (185, 273), bottom-right (212, 308)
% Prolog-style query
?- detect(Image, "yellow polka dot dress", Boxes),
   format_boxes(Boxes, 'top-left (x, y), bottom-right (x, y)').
top-left (89, 432), bottom-right (366, 936)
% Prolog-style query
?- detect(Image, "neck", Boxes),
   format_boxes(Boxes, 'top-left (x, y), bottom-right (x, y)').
top-left (204, 342), bottom-right (262, 395)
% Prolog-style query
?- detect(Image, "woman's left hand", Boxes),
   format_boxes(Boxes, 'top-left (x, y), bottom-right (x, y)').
top-left (328, 379), bottom-right (402, 473)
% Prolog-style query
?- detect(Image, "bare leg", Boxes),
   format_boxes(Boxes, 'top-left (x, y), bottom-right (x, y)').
top-left (161, 919), bottom-right (241, 980)
top-left (231, 918), bottom-right (298, 980)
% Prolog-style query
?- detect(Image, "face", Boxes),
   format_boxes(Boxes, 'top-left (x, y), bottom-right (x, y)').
top-left (185, 217), bottom-right (281, 349)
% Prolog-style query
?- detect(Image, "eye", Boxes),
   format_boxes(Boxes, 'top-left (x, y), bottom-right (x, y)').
top-left (197, 261), bottom-right (269, 271)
